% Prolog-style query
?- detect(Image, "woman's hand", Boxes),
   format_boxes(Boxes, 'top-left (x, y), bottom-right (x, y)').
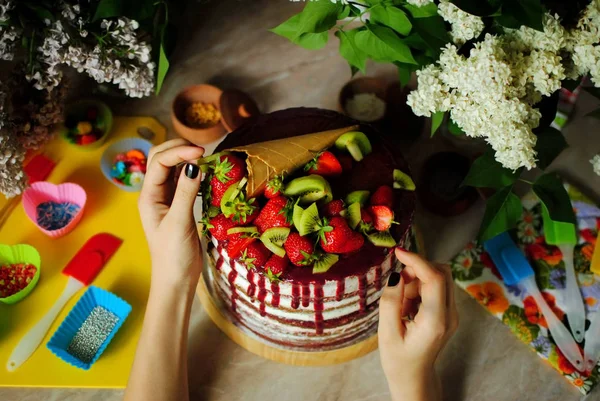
top-left (138, 138), bottom-right (205, 290)
top-left (378, 248), bottom-right (459, 401)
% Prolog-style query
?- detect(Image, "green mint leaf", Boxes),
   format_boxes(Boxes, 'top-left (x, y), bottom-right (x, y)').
top-left (271, 14), bottom-right (329, 50)
top-left (430, 111), bottom-right (444, 137)
top-left (532, 173), bottom-right (576, 224)
top-left (93, 0), bottom-right (123, 21)
top-left (355, 24), bottom-right (417, 64)
top-left (449, 0), bottom-right (502, 16)
top-left (534, 127), bottom-right (567, 170)
top-left (336, 29), bottom-right (367, 73)
top-left (402, 3), bottom-right (439, 18)
top-left (370, 5), bottom-right (412, 36)
top-left (477, 186), bottom-right (522, 242)
top-left (463, 150), bottom-right (522, 189)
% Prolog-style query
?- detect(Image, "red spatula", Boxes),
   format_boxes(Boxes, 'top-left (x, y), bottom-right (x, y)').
top-left (6, 233), bottom-right (122, 371)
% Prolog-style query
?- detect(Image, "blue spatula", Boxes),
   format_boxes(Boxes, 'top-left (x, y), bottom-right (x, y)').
top-left (484, 232), bottom-right (584, 371)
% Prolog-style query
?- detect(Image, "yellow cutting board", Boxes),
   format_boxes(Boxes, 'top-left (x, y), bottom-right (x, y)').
top-left (0, 116), bottom-right (165, 388)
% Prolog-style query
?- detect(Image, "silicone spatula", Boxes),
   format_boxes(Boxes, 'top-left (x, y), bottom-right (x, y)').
top-left (484, 232), bottom-right (584, 371)
top-left (6, 233), bottom-right (122, 372)
top-left (541, 205), bottom-right (585, 342)
top-left (584, 231), bottom-right (600, 370)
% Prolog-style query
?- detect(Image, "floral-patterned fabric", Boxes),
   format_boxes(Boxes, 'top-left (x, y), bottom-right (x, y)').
top-left (451, 184), bottom-right (600, 395)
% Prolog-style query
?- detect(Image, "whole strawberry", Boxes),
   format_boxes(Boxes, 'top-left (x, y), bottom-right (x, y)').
top-left (305, 151), bottom-right (342, 177)
top-left (254, 195), bottom-right (293, 233)
top-left (226, 231), bottom-right (258, 258)
top-left (370, 185), bottom-right (394, 209)
top-left (322, 199), bottom-right (345, 217)
top-left (241, 242), bottom-right (271, 270)
top-left (207, 214), bottom-right (238, 241)
top-left (264, 254), bottom-right (289, 281)
top-left (321, 216), bottom-right (364, 254)
top-left (284, 233), bottom-right (315, 266)
top-left (210, 155), bottom-right (246, 206)
top-left (265, 175), bottom-right (283, 199)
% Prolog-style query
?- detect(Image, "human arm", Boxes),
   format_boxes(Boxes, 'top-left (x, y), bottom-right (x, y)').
top-left (378, 248), bottom-right (459, 401)
top-left (124, 139), bottom-right (205, 401)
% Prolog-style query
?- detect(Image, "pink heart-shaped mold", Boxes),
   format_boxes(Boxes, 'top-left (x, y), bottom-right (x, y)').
top-left (22, 182), bottom-right (87, 238)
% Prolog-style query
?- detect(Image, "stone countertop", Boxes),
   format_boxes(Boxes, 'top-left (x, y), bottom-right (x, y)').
top-left (3, 1), bottom-right (600, 400)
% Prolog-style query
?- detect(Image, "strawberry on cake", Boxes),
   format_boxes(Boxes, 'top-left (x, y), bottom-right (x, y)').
top-left (199, 109), bottom-right (416, 351)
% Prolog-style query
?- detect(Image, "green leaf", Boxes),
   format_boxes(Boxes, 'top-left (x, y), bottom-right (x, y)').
top-left (370, 5), bottom-right (412, 36)
top-left (155, 41), bottom-right (169, 95)
top-left (336, 29), bottom-right (367, 73)
top-left (402, 3), bottom-right (438, 18)
top-left (463, 150), bottom-right (522, 189)
top-left (501, 0), bottom-right (544, 31)
top-left (584, 86), bottom-right (600, 100)
top-left (25, 4), bottom-right (54, 22)
top-left (396, 62), bottom-right (414, 87)
top-left (447, 118), bottom-right (464, 135)
top-left (355, 24), bottom-right (417, 64)
top-left (337, 5), bottom-right (351, 20)
top-left (586, 108), bottom-right (600, 119)
top-left (477, 186), bottom-right (523, 242)
top-left (430, 111), bottom-right (444, 136)
top-left (412, 17), bottom-right (451, 56)
top-left (534, 127), bottom-right (567, 169)
top-left (450, 0), bottom-right (502, 16)
top-left (561, 78), bottom-right (580, 92)
top-left (271, 14), bottom-right (329, 50)
top-left (296, 0), bottom-right (341, 35)
top-left (532, 173), bottom-right (576, 224)
top-left (93, 0), bottom-right (123, 21)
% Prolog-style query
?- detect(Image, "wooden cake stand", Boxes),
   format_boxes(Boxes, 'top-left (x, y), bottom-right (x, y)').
top-left (196, 227), bottom-right (425, 366)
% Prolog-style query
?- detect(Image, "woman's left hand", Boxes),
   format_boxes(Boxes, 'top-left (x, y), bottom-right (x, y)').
top-left (138, 138), bottom-right (205, 289)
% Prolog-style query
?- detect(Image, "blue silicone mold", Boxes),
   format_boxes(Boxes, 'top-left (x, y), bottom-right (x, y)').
top-left (47, 286), bottom-right (131, 370)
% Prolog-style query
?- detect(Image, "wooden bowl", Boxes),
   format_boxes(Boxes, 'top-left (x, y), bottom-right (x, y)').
top-left (338, 77), bottom-right (388, 122)
top-left (171, 84), bottom-right (227, 145)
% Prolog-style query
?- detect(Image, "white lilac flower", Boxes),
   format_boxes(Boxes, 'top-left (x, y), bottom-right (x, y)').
top-left (437, 0), bottom-right (484, 45)
top-left (406, 0), bottom-right (433, 6)
top-left (0, 130), bottom-right (27, 198)
top-left (591, 154), bottom-right (600, 176)
top-left (0, 0), bottom-right (19, 61)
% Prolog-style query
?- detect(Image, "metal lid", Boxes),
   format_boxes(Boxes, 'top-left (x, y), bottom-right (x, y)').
top-left (219, 89), bottom-right (260, 132)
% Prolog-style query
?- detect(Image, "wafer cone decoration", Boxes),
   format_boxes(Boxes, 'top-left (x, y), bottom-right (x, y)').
top-left (227, 125), bottom-right (359, 197)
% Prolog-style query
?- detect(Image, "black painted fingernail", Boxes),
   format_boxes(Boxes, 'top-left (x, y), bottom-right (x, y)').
top-left (185, 163), bottom-right (199, 179)
top-left (387, 272), bottom-right (400, 287)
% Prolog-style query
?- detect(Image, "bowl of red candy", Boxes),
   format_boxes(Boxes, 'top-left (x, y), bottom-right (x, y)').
top-left (101, 138), bottom-right (152, 192)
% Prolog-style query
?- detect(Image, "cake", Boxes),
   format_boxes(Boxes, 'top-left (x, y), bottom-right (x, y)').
top-left (199, 108), bottom-right (416, 351)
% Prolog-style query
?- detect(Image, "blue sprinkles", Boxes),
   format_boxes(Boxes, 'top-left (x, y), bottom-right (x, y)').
top-left (36, 201), bottom-right (81, 231)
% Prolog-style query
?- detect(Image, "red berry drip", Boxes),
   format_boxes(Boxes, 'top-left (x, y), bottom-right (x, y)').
top-left (314, 282), bottom-right (324, 335)
top-left (291, 283), bottom-right (300, 309)
top-left (257, 276), bottom-right (267, 317)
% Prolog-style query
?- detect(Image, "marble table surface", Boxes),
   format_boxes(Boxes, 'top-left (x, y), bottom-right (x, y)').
top-left (3, 1), bottom-right (600, 400)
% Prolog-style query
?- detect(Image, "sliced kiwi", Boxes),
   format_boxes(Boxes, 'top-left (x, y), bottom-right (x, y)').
top-left (335, 131), bottom-right (372, 161)
top-left (197, 151), bottom-right (233, 165)
top-left (260, 227), bottom-right (291, 257)
top-left (283, 175), bottom-right (332, 204)
top-left (347, 202), bottom-right (362, 230)
top-left (220, 177), bottom-right (248, 215)
top-left (298, 203), bottom-right (321, 236)
top-left (393, 169), bottom-right (416, 191)
top-left (312, 253), bottom-right (340, 274)
top-left (227, 226), bottom-right (258, 235)
top-left (345, 190), bottom-right (370, 206)
top-left (367, 231), bottom-right (397, 248)
top-left (293, 201), bottom-right (304, 231)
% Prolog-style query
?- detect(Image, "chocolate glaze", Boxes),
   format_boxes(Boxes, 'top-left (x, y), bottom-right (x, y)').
top-left (216, 108), bottom-right (415, 284)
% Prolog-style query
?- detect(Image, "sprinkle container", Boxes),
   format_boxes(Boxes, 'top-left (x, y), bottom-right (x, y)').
top-left (47, 286), bottom-right (131, 370)
top-left (101, 138), bottom-right (152, 192)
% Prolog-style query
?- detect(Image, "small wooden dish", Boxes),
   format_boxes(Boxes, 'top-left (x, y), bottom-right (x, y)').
top-left (339, 77), bottom-right (388, 123)
top-left (171, 84), bottom-right (227, 145)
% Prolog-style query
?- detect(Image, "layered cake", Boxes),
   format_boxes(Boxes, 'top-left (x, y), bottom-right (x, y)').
top-left (199, 108), bottom-right (416, 351)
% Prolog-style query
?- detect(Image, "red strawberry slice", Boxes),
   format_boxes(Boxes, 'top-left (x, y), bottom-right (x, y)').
top-left (284, 233), bottom-right (315, 266)
top-left (226, 232), bottom-right (258, 259)
top-left (305, 151), bottom-right (342, 177)
top-left (370, 185), bottom-right (394, 209)
top-left (369, 205), bottom-right (394, 231)
top-left (321, 216), bottom-right (364, 254)
top-left (208, 214), bottom-right (238, 241)
top-left (210, 155), bottom-right (246, 206)
top-left (240, 242), bottom-right (271, 270)
top-left (322, 199), bottom-right (345, 217)
top-left (265, 175), bottom-right (283, 199)
top-left (264, 255), bottom-right (289, 281)
top-left (0, 263), bottom-right (37, 298)
top-left (254, 195), bottom-right (293, 233)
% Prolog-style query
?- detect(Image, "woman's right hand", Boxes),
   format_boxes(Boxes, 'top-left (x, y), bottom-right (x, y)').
top-left (378, 248), bottom-right (459, 401)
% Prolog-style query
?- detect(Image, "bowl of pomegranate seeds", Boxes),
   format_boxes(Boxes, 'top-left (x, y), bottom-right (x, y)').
top-left (0, 244), bottom-right (41, 304)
